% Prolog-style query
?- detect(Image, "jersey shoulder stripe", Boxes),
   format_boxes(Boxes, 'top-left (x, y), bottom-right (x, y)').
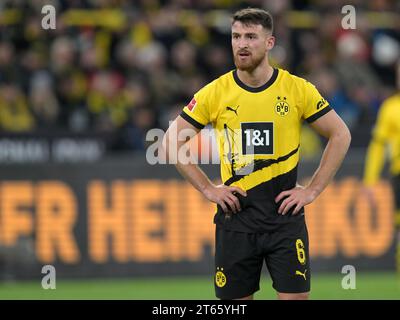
top-left (305, 105), bottom-right (332, 123)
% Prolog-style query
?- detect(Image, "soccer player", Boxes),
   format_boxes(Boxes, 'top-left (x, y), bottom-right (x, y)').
top-left (363, 60), bottom-right (400, 272)
top-left (162, 8), bottom-right (351, 300)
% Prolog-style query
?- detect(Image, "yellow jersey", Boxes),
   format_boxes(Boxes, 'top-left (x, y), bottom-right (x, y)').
top-left (181, 68), bottom-right (331, 232)
top-left (364, 93), bottom-right (400, 186)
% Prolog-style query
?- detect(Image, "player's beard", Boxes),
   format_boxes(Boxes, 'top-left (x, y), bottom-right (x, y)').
top-left (234, 50), bottom-right (266, 72)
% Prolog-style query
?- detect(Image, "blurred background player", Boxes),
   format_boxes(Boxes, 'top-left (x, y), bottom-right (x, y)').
top-left (363, 59), bottom-right (400, 272)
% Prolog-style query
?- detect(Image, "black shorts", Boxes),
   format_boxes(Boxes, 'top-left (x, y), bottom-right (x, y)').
top-left (214, 222), bottom-right (310, 299)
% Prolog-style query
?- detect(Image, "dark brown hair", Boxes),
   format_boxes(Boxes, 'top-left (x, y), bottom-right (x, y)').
top-left (232, 8), bottom-right (273, 33)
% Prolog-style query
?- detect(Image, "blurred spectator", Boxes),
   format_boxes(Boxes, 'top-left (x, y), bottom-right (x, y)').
top-left (29, 71), bottom-right (60, 129)
top-left (87, 70), bottom-right (127, 130)
top-left (0, 84), bottom-right (35, 132)
top-left (202, 44), bottom-right (232, 79)
top-left (335, 30), bottom-right (384, 120)
top-left (170, 40), bottom-right (198, 76)
top-left (309, 68), bottom-right (360, 130)
top-left (50, 37), bottom-right (76, 74)
top-left (119, 106), bottom-right (159, 151)
top-left (0, 42), bottom-right (20, 84)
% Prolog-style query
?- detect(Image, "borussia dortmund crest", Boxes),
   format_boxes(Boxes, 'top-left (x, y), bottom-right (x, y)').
top-left (215, 267), bottom-right (227, 288)
top-left (275, 96), bottom-right (290, 116)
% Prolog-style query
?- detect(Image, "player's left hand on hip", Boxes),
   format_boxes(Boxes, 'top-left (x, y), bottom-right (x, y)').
top-left (275, 185), bottom-right (316, 215)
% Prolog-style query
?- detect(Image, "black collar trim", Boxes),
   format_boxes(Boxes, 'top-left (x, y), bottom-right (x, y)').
top-left (233, 68), bottom-right (278, 93)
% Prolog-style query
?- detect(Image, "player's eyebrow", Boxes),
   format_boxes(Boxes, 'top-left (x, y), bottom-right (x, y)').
top-left (231, 32), bottom-right (258, 37)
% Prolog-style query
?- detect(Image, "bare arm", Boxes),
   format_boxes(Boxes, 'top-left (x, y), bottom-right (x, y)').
top-left (276, 110), bottom-right (351, 214)
top-left (162, 115), bottom-right (246, 213)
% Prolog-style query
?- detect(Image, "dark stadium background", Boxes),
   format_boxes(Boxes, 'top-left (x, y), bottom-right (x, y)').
top-left (0, 0), bottom-right (399, 299)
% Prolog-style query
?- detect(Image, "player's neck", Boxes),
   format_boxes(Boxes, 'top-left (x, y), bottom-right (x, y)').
top-left (236, 63), bottom-right (274, 88)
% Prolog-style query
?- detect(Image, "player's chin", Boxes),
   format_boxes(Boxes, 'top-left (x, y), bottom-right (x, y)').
top-left (235, 61), bottom-right (255, 72)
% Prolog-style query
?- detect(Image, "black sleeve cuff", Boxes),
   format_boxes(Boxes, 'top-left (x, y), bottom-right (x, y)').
top-left (305, 105), bottom-right (332, 123)
top-left (180, 111), bottom-right (205, 129)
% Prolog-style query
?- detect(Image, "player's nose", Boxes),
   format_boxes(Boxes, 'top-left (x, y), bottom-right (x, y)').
top-left (236, 39), bottom-right (249, 49)
top-left (238, 42), bottom-right (248, 49)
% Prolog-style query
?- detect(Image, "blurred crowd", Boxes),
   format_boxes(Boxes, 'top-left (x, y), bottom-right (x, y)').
top-left (0, 0), bottom-right (399, 152)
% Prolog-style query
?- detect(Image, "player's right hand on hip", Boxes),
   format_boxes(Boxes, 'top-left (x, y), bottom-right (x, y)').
top-left (203, 184), bottom-right (247, 214)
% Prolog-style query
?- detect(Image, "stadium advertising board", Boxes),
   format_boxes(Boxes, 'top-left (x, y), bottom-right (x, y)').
top-left (0, 157), bottom-right (395, 279)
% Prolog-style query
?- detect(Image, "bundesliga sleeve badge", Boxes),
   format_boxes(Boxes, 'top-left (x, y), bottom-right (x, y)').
top-left (187, 97), bottom-right (197, 112)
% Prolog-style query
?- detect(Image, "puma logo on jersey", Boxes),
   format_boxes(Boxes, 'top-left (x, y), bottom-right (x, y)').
top-left (295, 269), bottom-right (307, 280)
top-left (226, 105), bottom-right (239, 115)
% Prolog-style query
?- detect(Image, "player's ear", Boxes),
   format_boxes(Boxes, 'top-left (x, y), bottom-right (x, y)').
top-left (266, 35), bottom-right (275, 51)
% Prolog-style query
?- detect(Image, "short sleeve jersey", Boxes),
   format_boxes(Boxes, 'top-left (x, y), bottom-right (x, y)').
top-left (180, 68), bottom-right (331, 232)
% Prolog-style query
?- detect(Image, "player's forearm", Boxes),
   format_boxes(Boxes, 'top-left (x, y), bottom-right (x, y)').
top-left (363, 139), bottom-right (385, 186)
top-left (175, 162), bottom-right (214, 195)
top-left (306, 129), bottom-right (351, 197)
top-left (162, 132), bottom-right (214, 195)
